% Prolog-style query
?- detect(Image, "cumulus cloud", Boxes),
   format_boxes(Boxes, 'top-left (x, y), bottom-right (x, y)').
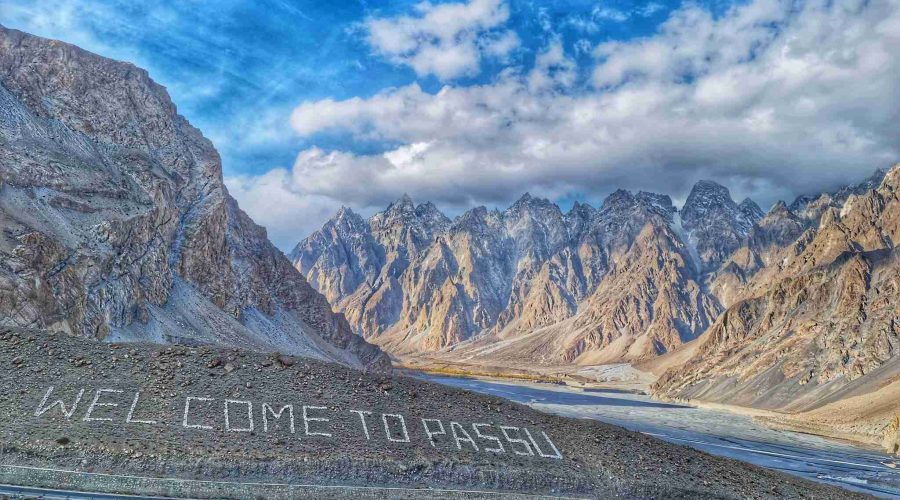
top-left (239, 0), bottom-right (900, 248)
top-left (225, 169), bottom-right (351, 250)
top-left (363, 0), bottom-right (519, 80)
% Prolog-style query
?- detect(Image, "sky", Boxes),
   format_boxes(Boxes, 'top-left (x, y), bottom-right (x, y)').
top-left (2, 0), bottom-right (899, 250)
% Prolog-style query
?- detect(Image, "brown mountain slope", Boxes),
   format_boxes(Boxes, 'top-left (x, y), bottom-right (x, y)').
top-left (0, 26), bottom-right (388, 372)
top-left (653, 165), bottom-right (900, 446)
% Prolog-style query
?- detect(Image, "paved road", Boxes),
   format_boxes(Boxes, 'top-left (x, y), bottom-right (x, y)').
top-left (419, 374), bottom-right (900, 498)
top-left (0, 483), bottom-right (167, 499)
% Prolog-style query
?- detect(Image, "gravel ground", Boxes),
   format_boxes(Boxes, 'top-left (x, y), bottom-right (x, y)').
top-left (0, 328), bottom-right (869, 499)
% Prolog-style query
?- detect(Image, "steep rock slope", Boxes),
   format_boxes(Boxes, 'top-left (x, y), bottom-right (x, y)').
top-left (680, 180), bottom-right (761, 274)
top-left (0, 27), bottom-right (388, 372)
top-left (709, 201), bottom-right (807, 307)
top-left (654, 165), bottom-right (900, 418)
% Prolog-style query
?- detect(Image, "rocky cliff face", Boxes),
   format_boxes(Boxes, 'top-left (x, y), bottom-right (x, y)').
top-left (293, 185), bottom-right (742, 362)
top-left (680, 180), bottom-right (761, 274)
top-left (0, 27), bottom-right (389, 372)
top-left (654, 165), bottom-right (900, 415)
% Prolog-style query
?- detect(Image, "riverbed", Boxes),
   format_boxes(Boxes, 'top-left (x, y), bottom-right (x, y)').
top-left (417, 373), bottom-right (900, 498)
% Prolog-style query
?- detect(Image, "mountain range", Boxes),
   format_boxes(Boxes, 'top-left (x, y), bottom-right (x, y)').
top-left (293, 179), bottom-right (768, 362)
top-left (294, 163), bottom-right (900, 451)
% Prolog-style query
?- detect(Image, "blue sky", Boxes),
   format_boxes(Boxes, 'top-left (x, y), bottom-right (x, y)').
top-left (3, 0), bottom-right (899, 249)
top-left (1, 0), bottom-right (694, 173)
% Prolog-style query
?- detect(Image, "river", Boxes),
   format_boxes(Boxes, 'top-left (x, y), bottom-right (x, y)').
top-left (417, 373), bottom-right (900, 498)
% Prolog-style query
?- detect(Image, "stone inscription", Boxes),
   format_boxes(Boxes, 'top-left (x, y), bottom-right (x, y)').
top-left (32, 386), bottom-right (563, 460)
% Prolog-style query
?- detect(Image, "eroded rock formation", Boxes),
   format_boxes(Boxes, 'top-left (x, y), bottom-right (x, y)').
top-left (0, 26), bottom-right (389, 372)
top-left (293, 184), bottom-right (754, 362)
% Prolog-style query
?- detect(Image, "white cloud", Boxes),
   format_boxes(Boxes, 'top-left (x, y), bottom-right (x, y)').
top-left (363, 0), bottom-right (519, 80)
top-left (527, 40), bottom-right (577, 91)
top-left (233, 0), bottom-right (900, 249)
top-left (592, 6), bottom-right (629, 23)
top-left (637, 3), bottom-right (665, 17)
top-left (574, 39), bottom-right (593, 56)
top-left (225, 169), bottom-right (351, 250)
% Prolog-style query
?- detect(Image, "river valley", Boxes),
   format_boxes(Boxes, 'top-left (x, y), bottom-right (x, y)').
top-left (418, 373), bottom-right (900, 498)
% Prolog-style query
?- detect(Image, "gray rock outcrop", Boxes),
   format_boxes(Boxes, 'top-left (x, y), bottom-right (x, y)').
top-left (0, 26), bottom-right (389, 372)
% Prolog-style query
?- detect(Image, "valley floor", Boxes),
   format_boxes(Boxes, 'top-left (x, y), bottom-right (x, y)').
top-left (415, 372), bottom-right (900, 498)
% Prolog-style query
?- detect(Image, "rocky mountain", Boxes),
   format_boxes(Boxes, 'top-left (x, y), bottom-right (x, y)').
top-left (680, 180), bottom-right (762, 274)
top-left (293, 183), bottom-right (754, 363)
top-left (0, 26), bottom-right (388, 372)
top-left (294, 155), bottom-right (900, 454)
top-left (654, 164), bottom-right (900, 450)
top-left (789, 168), bottom-right (888, 222)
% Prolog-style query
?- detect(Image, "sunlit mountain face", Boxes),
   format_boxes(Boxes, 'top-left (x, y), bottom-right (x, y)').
top-left (5, 0), bottom-right (899, 250)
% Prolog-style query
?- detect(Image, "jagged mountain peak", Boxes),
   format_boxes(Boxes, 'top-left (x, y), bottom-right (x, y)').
top-left (453, 205), bottom-right (491, 229)
top-left (569, 199), bottom-right (595, 212)
top-left (383, 193), bottom-right (416, 213)
top-left (636, 191), bottom-right (676, 214)
top-left (371, 194), bottom-right (446, 229)
top-left (602, 189), bottom-right (635, 207)
top-left (790, 167), bottom-right (891, 215)
top-left (322, 206), bottom-right (370, 236)
top-left (505, 193), bottom-right (563, 222)
top-left (682, 179), bottom-right (747, 225)
top-left (414, 201), bottom-right (451, 232)
top-left (879, 163), bottom-right (900, 192)
top-left (766, 200), bottom-right (791, 216)
top-left (738, 198), bottom-right (765, 223)
top-left (680, 179), bottom-right (756, 273)
top-left (332, 205), bottom-right (363, 222)
top-left (567, 200), bottom-right (598, 219)
top-left (690, 179), bottom-right (731, 196)
top-left (598, 189), bottom-right (674, 220)
top-left (510, 191), bottom-right (554, 208)
top-left (684, 180), bottom-right (736, 212)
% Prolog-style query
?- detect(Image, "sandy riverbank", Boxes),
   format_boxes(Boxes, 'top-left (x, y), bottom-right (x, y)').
top-left (399, 355), bottom-right (899, 457)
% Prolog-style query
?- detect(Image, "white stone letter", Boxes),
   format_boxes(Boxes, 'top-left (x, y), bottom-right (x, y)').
top-left (472, 423), bottom-right (505, 453)
top-left (83, 389), bottom-right (123, 422)
top-left (499, 426), bottom-right (534, 456)
top-left (421, 418), bottom-right (445, 447)
top-left (183, 396), bottom-right (214, 430)
top-left (224, 399), bottom-right (253, 432)
top-left (523, 428), bottom-right (563, 459)
top-left (126, 392), bottom-right (157, 424)
top-left (350, 410), bottom-right (372, 440)
top-left (450, 421), bottom-right (478, 451)
top-left (302, 405), bottom-right (331, 437)
top-left (34, 386), bottom-right (85, 420)
top-left (262, 403), bottom-right (294, 434)
top-left (382, 413), bottom-right (410, 443)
